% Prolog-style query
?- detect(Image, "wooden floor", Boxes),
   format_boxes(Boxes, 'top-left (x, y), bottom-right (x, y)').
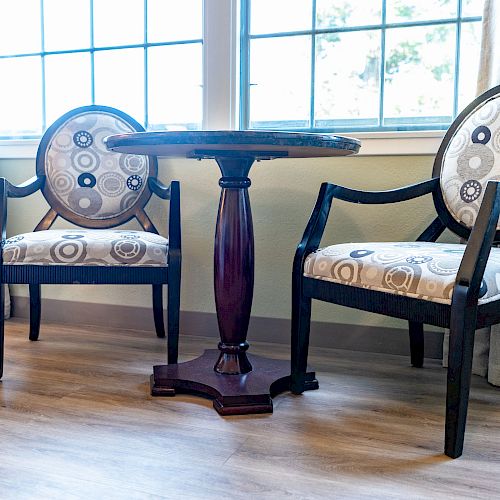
top-left (0, 319), bottom-right (499, 499)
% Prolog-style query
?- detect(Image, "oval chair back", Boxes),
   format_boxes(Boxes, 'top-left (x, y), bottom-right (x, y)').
top-left (36, 105), bottom-right (158, 230)
top-left (433, 85), bottom-right (500, 240)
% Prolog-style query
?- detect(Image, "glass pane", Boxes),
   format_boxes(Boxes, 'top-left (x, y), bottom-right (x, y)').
top-left (45, 53), bottom-right (92, 124)
top-left (249, 36), bottom-right (311, 129)
top-left (386, 0), bottom-right (456, 23)
top-left (0, 57), bottom-right (42, 136)
top-left (250, 0), bottom-right (313, 35)
top-left (384, 25), bottom-right (456, 126)
top-left (315, 31), bottom-right (380, 128)
top-left (148, 44), bottom-right (203, 130)
top-left (0, 1), bottom-right (41, 56)
top-left (462, 0), bottom-right (484, 17)
top-left (316, 0), bottom-right (382, 28)
top-left (148, 0), bottom-right (202, 42)
top-left (44, 0), bottom-right (90, 51)
top-left (93, 0), bottom-right (144, 47)
top-left (94, 49), bottom-right (144, 124)
top-left (458, 21), bottom-right (482, 111)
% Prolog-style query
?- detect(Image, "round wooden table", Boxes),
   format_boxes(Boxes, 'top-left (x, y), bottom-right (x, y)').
top-left (105, 130), bottom-right (360, 415)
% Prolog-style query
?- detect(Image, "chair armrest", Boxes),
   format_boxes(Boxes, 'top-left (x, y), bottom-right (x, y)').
top-left (294, 182), bottom-right (332, 271)
top-left (294, 177), bottom-right (440, 270)
top-left (4, 175), bottom-right (45, 198)
top-left (456, 180), bottom-right (500, 299)
top-left (328, 177), bottom-right (439, 204)
top-left (146, 177), bottom-right (181, 260)
top-left (0, 179), bottom-right (7, 243)
top-left (167, 180), bottom-right (181, 262)
top-left (148, 177), bottom-right (171, 199)
top-left (0, 176), bottom-right (45, 247)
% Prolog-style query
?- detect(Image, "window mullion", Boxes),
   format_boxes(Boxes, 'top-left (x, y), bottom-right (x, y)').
top-left (453, 0), bottom-right (463, 117)
top-left (40, 0), bottom-right (46, 131)
top-left (310, 0), bottom-right (316, 131)
top-left (203, 0), bottom-right (238, 130)
top-left (239, 0), bottom-right (249, 129)
top-left (144, 0), bottom-right (149, 129)
top-left (90, 0), bottom-right (95, 104)
top-left (379, 0), bottom-right (387, 130)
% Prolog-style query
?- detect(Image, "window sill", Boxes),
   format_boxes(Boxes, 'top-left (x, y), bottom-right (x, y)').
top-left (351, 130), bottom-right (444, 156)
top-left (0, 131), bottom-right (445, 161)
top-left (0, 139), bottom-right (39, 160)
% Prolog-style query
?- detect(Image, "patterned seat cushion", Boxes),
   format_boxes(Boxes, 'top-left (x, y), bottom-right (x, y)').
top-left (3, 229), bottom-right (168, 267)
top-left (304, 241), bottom-right (500, 305)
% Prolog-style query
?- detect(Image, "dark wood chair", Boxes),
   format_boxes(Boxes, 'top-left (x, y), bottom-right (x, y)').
top-left (0, 105), bottom-right (181, 379)
top-left (291, 85), bottom-right (500, 458)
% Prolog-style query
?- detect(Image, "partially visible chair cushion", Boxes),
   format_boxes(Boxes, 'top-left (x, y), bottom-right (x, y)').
top-left (304, 241), bottom-right (500, 305)
top-left (3, 229), bottom-right (168, 267)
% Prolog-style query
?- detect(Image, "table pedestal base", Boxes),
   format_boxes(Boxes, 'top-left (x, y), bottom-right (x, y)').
top-left (150, 349), bottom-right (318, 415)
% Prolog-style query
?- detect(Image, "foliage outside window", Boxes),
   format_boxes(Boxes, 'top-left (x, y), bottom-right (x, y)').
top-left (241, 0), bottom-right (484, 132)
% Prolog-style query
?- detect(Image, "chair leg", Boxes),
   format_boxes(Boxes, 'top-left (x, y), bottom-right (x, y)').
top-left (290, 290), bottom-right (312, 395)
top-left (152, 285), bottom-right (166, 338)
top-left (0, 284), bottom-right (5, 379)
top-left (408, 321), bottom-right (424, 367)
top-left (167, 272), bottom-right (180, 365)
top-left (29, 284), bottom-right (41, 341)
top-left (445, 314), bottom-right (476, 458)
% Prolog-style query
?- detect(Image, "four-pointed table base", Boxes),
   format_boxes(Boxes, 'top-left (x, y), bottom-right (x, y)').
top-left (150, 349), bottom-right (319, 415)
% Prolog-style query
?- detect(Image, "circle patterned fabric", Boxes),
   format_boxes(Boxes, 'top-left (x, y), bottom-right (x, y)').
top-left (44, 111), bottom-right (150, 221)
top-left (304, 241), bottom-right (500, 305)
top-left (2, 229), bottom-right (168, 267)
top-left (440, 93), bottom-right (500, 229)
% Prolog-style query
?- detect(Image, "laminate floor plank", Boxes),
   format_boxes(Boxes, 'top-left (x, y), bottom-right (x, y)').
top-left (0, 318), bottom-right (499, 499)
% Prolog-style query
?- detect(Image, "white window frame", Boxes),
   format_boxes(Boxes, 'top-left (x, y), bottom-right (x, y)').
top-left (0, 0), bottom-right (452, 159)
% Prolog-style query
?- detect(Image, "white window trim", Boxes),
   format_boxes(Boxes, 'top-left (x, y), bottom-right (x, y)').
top-left (0, 0), bottom-right (445, 161)
top-left (0, 132), bottom-right (443, 160)
top-left (0, 140), bottom-right (39, 160)
top-left (203, 0), bottom-right (239, 130)
top-left (352, 130), bottom-right (444, 156)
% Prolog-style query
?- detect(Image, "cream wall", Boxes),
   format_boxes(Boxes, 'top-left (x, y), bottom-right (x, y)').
top-left (0, 153), bottom-right (455, 331)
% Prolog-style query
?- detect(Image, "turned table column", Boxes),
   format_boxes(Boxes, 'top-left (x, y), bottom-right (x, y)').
top-left (213, 156), bottom-right (255, 375)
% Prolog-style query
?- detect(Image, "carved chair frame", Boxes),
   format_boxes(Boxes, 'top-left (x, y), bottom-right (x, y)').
top-left (291, 85), bottom-right (500, 459)
top-left (0, 106), bottom-right (181, 381)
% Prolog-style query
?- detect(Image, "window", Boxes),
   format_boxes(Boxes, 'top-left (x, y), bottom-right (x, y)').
top-left (0, 0), bottom-right (485, 152)
top-left (0, 0), bottom-right (203, 138)
top-left (240, 0), bottom-right (483, 132)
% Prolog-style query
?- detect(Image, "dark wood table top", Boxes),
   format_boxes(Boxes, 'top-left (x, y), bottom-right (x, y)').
top-left (105, 130), bottom-right (361, 158)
